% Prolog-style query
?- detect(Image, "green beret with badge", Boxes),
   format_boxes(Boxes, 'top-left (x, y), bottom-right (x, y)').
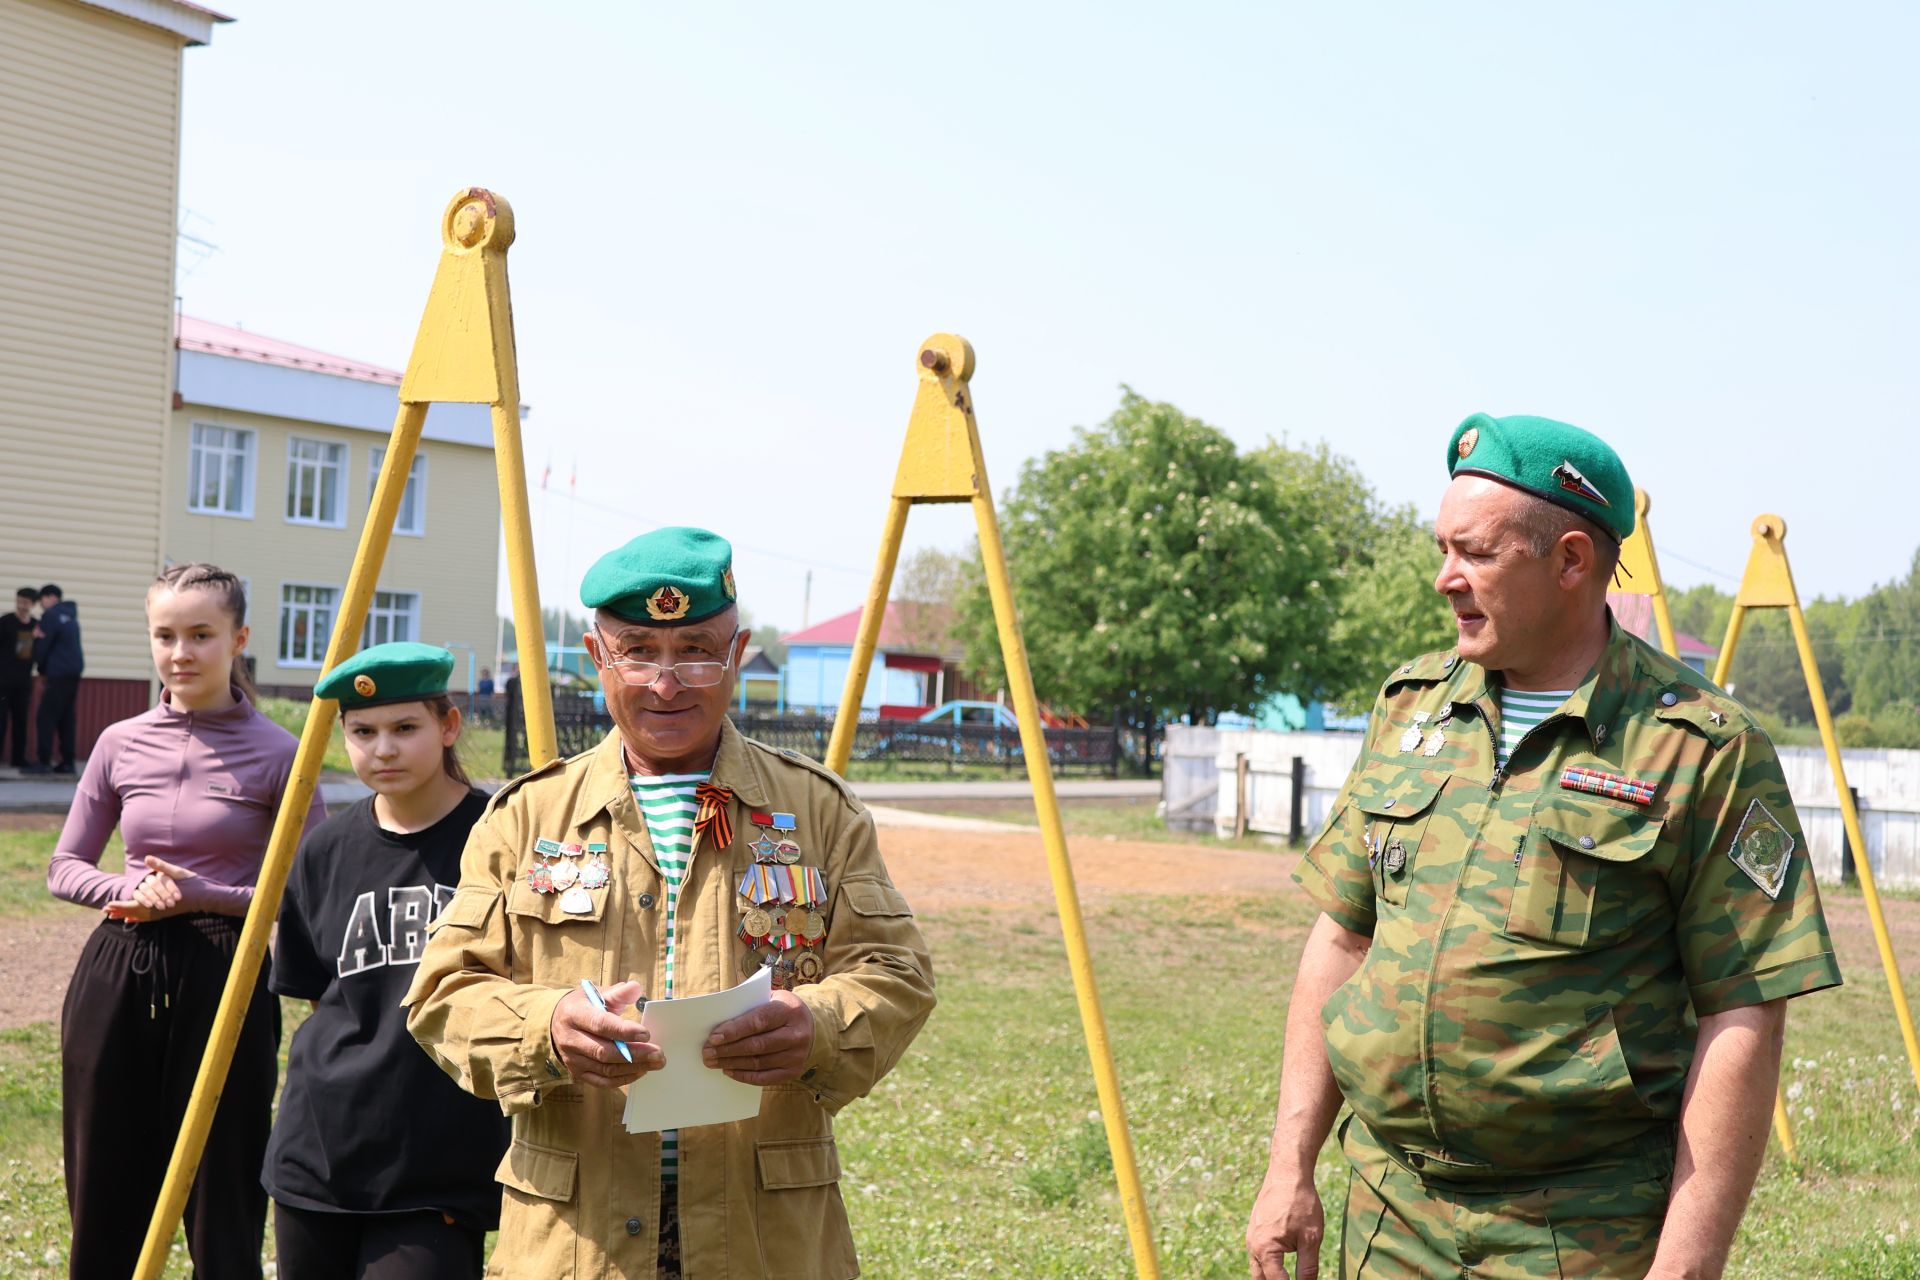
top-left (316, 641), bottom-right (454, 709)
top-left (580, 525), bottom-right (738, 625)
top-left (1447, 412), bottom-right (1635, 543)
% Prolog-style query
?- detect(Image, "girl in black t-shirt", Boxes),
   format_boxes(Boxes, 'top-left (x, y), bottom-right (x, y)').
top-left (264, 644), bottom-right (508, 1279)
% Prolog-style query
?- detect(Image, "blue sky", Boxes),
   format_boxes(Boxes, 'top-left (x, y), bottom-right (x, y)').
top-left (175, 4), bottom-right (1919, 635)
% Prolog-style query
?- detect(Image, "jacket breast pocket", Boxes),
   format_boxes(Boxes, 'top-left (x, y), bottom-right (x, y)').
top-left (1353, 774), bottom-right (1445, 909)
top-left (1507, 800), bottom-right (1664, 948)
top-left (505, 879), bottom-right (608, 982)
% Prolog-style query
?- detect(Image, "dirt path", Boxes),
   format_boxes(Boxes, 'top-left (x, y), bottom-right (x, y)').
top-left (0, 912), bottom-right (94, 1031)
top-left (5, 822), bottom-right (1907, 1031)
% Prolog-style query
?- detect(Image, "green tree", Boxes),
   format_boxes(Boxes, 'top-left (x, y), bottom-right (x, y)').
top-left (1325, 505), bottom-right (1457, 715)
top-left (892, 546), bottom-right (977, 657)
top-left (1843, 549), bottom-right (1920, 719)
top-left (957, 390), bottom-right (1354, 728)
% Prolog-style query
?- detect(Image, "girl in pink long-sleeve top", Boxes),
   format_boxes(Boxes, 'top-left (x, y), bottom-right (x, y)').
top-left (48, 563), bottom-right (323, 1280)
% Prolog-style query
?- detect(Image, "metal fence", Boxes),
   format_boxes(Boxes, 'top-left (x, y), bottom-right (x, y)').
top-left (502, 684), bottom-right (1127, 778)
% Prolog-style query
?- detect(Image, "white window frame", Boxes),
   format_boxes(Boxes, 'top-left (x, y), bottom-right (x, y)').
top-left (186, 422), bottom-right (255, 518)
top-left (368, 447), bottom-right (428, 536)
top-left (286, 436), bottom-right (348, 528)
top-left (278, 582), bottom-right (339, 668)
top-left (361, 589), bottom-right (423, 648)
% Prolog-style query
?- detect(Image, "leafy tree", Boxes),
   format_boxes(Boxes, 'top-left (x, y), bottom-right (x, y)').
top-left (1843, 549), bottom-right (1920, 719)
top-left (956, 390), bottom-right (1355, 728)
top-left (1325, 505), bottom-right (1458, 715)
top-left (892, 546), bottom-right (976, 656)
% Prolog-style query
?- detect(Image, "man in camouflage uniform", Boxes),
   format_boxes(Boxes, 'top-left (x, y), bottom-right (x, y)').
top-left (1246, 414), bottom-right (1841, 1279)
top-left (408, 528), bottom-right (935, 1279)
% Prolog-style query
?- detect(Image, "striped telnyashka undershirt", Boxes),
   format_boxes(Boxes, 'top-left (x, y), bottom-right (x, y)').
top-left (1495, 687), bottom-right (1572, 770)
top-left (629, 770), bottom-right (708, 1182)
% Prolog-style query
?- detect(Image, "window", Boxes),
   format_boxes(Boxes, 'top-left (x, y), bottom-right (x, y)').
top-left (368, 447), bottom-right (428, 536)
top-left (362, 590), bottom-right (421, 647)
top-left (187, 423), bottom-right (254, 517)
top-left (279, 584), bottom-right (337, 667)
top-left (286, 437), bottom-right (347, 526)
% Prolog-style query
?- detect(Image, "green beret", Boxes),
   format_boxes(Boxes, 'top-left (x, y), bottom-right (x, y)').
top-left (316, 642), bottom-right (454, 709)
top-left (581, 526), bottom-right (737, 625)
top-left (1446, 412), bottom-right (1635, 543)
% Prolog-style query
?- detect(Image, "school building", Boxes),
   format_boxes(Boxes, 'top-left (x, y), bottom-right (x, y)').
top-left (166, 316), bottom-right (503, 697)
top-left (0, 0), bottom-right (230, 751)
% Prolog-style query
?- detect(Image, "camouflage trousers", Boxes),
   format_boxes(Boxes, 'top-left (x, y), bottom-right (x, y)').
top-left (1339, 1118), bottom-right (1672, 1279)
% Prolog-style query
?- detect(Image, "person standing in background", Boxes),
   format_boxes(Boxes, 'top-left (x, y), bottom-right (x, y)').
top-left (0, 587), bottom-right (35, 768)
top-left (27, 583), bottom-right (84, 774)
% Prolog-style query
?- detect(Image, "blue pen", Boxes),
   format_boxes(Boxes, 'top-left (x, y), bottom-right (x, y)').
top-left (579, 978), bottom-right (634, 1063)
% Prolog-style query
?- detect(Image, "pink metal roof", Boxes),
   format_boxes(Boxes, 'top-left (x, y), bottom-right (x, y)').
top-left (784, 605), bottom-right (900, 648)
top-left (176, 314), bottom-right (401, 386)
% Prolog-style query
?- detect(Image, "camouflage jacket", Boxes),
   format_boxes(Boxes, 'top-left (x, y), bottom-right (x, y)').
top-left (1294, 618), bottom-right (1841, 1176)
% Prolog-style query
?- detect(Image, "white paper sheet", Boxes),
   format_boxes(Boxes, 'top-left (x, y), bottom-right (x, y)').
top-left (622, 965), bottom-right (773, 1133)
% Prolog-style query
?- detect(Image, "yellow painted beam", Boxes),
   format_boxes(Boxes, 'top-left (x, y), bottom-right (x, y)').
top-left (136, 189), bottom-right (554, 1276)
top-left (134, 402), bottom-right (427, 1277)
top-left (827, 335), bottom-right (1162, 1280)
top-left (1714, 515), bottom-right (1920, 1112)
top-left (1616, 489), bottom-right (1680, 657)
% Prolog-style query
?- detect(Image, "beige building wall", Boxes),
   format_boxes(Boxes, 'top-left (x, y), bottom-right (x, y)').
top-left (0, 0), bottom-right (191, 681)
top-left (164, 405), bottom-right (504, 691)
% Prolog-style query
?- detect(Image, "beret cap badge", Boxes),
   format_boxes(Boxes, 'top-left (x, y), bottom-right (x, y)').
top-left (646, 585), bottom-right (691, 621)
top-left (1456, 427), bottom-right (1478, 459)
top-left (353, 674), bottom-right (377, 697)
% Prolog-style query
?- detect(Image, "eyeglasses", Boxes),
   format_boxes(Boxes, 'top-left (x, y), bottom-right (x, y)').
top-left (591, 629), bottom-right (740, 689)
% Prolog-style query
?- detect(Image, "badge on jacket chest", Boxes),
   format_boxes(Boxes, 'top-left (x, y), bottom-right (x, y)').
top-left (739, 810), bottom-right (825, 988)
top-left (525, 838), bottom-right (611, 913)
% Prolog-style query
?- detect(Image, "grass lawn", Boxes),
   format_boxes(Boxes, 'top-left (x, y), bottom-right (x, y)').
top-left (0, 825), bottom-right (1916, 1274)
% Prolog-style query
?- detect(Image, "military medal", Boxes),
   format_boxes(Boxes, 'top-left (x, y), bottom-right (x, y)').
top-left (1384, 840), bottom-right (1407, 875)
top-left (743, 906), bottom-right (774, 939)
top-left (1399, 712), bottom-right (1430, 754)
top-left (749, 834), bottom-right (781, 862)
top-left (560, 885), bottom-right (593, 914)
top-left (526, 862), bottom-right (554, 893)
top-left (800, 909), bottom-right (826, 942)
top-left (775, 839), bottom-right (802, 866)
top-left (793, 951), bottom-right (824, 983)
top-left (1422, 727), bottom-right (1446, 757)
top-left (782, 904), bottom-right (810, 937)
top-left (549, 857), bottom-right (580, 891)
top-left (579, 844), bottom-right (611, 890)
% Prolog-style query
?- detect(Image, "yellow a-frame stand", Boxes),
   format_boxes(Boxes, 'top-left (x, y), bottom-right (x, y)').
top-left (1713, 515), bottom-right (1920, 1109)
top-left (1618, 494), bottom-right (1807, 1162)
top-left (824, 335), bottom-right (1162, 1280)
top-left (135, 190), bottom-right (559, 1277)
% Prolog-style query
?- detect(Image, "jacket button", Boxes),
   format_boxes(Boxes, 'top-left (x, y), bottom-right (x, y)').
top-left (1407, 1152), bottom-right (1425, 1169)
top-left (1579, 835), bottom-right (1596, 850)
top-left (802, 1067), bottom-right (816, 1082)
top-left (1660, 691), bottom-right (1678, 706)
top-left (626, 1217), bottom-right (643, 1236)
top-left (638, 893), bottom-right (657, 909)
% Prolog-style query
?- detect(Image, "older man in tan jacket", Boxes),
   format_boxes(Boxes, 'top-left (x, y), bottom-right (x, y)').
top-left (407, 527), bottom-right (935, 1279)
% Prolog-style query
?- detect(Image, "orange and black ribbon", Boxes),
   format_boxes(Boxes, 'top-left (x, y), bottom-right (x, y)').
top-left (694, 782), bottom-right (735, 849)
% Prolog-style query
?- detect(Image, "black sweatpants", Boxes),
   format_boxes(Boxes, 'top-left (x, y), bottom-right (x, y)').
top-left (62, 913), bottom-right (281, 1280)
top-left (273, 1202), bottom-right (486, 1280)
top-left (0, 676), bottom-right (28, 765)
top-left (36, 672), bottom-right (78, 767)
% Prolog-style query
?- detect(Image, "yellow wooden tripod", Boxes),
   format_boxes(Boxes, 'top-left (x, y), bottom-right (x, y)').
top-left (1712, 514), bottom-right (1920, 1112)
top-left (824, 334), bottom-right (1163, 1280)
top-left (1618, 494), bottom-right (1811, 1162)
top-left (134, 189), bottom-right (559, 1278)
